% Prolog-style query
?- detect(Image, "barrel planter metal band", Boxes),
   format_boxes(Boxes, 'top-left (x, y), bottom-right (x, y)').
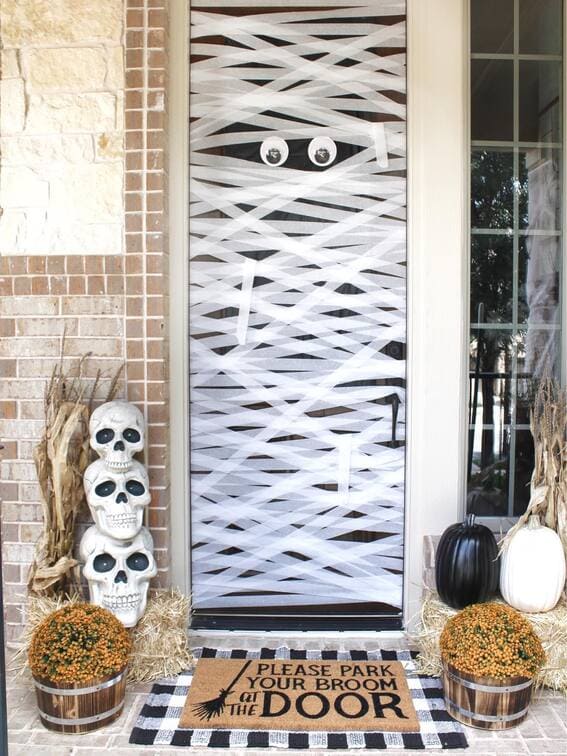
top-left (33, 671), bottom-right (126, 696)
top-left (443, 667), bottom-right (533, 694)
top-left (33, 667), bottom-right (127, 734)
top-left (445, 700), bottom-right (531, 724)
top-left (38, 701), bottom-right (125, 727)
top-left (441, 661), bottom-right (534, 731)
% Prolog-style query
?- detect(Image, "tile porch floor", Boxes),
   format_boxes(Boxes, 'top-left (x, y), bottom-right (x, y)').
top-left (5, 635), bottom-right (567, 756)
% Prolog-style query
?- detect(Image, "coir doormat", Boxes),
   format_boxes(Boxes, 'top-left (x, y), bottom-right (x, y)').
top-left (130, 648), bottom-right (468, 750)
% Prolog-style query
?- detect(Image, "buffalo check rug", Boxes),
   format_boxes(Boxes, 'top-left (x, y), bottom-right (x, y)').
top-left (130, 648), bottom-right (468, 749)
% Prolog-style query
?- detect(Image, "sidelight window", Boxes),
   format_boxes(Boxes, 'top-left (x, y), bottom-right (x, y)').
top-left (467, 0), bottom-right (564, 519)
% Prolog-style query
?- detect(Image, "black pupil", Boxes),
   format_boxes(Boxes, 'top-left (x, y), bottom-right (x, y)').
top-left (93, 553), bottom-right (116, 573)
top-left (123, 427), bottom-right (141, 443)
top-left (96, 428), bottom-right (115, 444)
top-left (95, 480), bottom-right (116, 497)
top-left (315, 148), bottom-right (329, 163)
top-left (126, 480), bottom-right (145, 496)
top-left (127, 552), bottom-right (149, 571)
top-left (267, 149), bottom-right (280, 163)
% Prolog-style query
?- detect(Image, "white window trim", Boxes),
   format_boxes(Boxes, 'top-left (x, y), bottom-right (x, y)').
top-left (168, 0), bottom-right (469, 629)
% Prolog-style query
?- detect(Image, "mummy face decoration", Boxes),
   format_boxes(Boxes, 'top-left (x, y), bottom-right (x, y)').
top-left (89, 401), bottom-right (145, 471)
top-left (80, 525), bottom-right (157, 628)
top-left (308, 136), bottom-right (336, 167)
top-left (83, 458), bottom-right (150, 540)
top-left (260, 137), bottom-right (288, 167)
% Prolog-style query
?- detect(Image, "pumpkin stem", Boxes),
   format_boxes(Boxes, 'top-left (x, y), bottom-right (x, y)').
top-left (527, 514), bottom-right (541, 529)
top-left (465, 513), bottom-right (476, 527)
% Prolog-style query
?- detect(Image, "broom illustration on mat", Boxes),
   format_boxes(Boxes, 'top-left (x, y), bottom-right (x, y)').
top-left (192, 659), bottom-right (253, 721)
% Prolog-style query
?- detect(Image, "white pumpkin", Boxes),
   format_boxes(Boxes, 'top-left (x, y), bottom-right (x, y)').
top-left (500, 515), bottom-right (566, 613)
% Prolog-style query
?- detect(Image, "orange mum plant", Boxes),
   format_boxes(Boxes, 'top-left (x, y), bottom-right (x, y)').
top-left (29, 604), bottom-right (132, 684)
top-left (440, 602), bottom-right (545, 679)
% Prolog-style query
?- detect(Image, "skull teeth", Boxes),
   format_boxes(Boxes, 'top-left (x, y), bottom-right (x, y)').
top-left (102, 594), bottom-right (141, 609)
top-left (104, 460), bottom-right (131, 471)
top-left (106, 514), bottom-right (137, 526)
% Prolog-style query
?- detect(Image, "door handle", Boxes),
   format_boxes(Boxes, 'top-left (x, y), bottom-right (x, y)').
top-left (391, 394), bottom-right (400, 444)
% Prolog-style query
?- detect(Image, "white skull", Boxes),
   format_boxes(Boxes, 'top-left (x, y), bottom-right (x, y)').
top-left (80, 525), bottom-right (157, 628)
top-left (90, 401), bottom-right (145, 471)
top-left (84, 459), bottom-right (150, 540)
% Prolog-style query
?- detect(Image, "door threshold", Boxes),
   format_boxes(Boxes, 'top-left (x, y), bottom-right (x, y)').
top-left (190, 628), bottom-right (407, 640)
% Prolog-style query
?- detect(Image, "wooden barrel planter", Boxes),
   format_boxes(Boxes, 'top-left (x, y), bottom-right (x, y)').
top-left (33, 667), bottom-right (127, 734)
top-left (441, 661), bottom-right (533, 730)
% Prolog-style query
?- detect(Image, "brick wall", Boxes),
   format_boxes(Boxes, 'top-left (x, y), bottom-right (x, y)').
top-left (0, 0), bottom-right (170, 643)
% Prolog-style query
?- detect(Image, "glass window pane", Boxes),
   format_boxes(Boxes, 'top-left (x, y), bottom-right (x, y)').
top-left (468, 325), bottom-right (512, 515)
top-left (471, 149), bottom-right (514, 229)
top-left (518, 148), bottom-right (561, 230)
top-left (518, 235), bottom-right (561, 324)
top-left (467, 436), bottom-right (510, 517)
top-left (519, 0), bottom-right (562, 55)
top-left (471, 235), bottom-right (514, 323)
top-left (468, 1), bottom-right (562, 520)
top-left (471, 0), bottom-right (514, 54)
top-left (469, 329), bottom-right (515, 429)
top-left (513, 429), bottom-right (535, 515)
top-left (520, 326), bottom-right (562, 380)
top-left (519, 61), bottom-right (561, 143)
top-left (471, 60), bottom-right (514, 141)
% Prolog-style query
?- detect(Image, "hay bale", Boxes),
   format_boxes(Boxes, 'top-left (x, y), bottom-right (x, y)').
top-left (412, 590), bottom-right (567, 695)
top-left (11, 589), bottom-right (195, 683)
top-left (129, 589), bottom-right (195, 682)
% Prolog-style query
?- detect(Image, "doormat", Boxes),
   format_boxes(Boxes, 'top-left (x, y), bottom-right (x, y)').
top-left (180, 658), bottom-right (419, 732)
top-left (130, 648), bottom-right (468, 749)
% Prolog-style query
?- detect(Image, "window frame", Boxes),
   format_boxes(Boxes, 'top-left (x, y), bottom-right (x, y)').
top-left (467, 0), bottom-right (567, 531)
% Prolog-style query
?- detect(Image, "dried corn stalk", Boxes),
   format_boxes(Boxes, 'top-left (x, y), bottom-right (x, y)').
top-left (27, 354), bottom-right (123, 597)
top-left (501, 378), bottom-right (567, 566)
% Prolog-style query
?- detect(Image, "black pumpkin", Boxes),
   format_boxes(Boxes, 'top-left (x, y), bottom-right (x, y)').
top-left (435, 514), bottom-right (500, 609)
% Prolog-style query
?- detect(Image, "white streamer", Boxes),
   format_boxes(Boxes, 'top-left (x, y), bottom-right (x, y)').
top-left (189, 0), bottom-right (407, 613)
top-left (236, 258), bottom-right (256, 345)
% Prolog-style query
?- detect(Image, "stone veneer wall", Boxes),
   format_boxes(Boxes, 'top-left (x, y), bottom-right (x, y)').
top-left (0, 0), bottom-right (170, 642)
top-left (0, 0), bottom-right (125, 255)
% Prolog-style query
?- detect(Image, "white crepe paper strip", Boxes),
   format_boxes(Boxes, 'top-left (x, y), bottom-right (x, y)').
top-left (236, 258), bottom-right (256, 345)
top-left (189, 0), bottom-right (407, 611)
top-left (337, 434), bottom-right (353, 507)
top-left (372, 123), bottom-right (389, 169)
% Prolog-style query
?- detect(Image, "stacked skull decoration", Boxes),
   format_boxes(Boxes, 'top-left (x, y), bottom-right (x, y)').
top-left (79, 401), bottom-right (157, 627)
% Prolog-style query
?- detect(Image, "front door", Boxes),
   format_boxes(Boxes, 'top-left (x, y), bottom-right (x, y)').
top-left (189, 0), bottom-right (407, 629)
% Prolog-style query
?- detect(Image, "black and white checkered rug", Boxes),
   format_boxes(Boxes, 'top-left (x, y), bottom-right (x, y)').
top-left (130, 648), bottom-right (468, 749)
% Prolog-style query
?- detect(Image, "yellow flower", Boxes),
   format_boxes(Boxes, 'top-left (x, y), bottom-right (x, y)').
top-left (440, 603), bottom-right (545, 679)
top-left (29, 604), bottom-right (132, 683)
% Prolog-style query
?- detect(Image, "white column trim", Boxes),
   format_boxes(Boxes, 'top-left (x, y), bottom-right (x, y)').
top-left (404, 0), bottom-right (468, 628)
top-left (168, 0), bottom-right (190, 594)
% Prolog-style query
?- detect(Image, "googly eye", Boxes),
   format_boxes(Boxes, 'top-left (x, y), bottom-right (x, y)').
top-left (260, 137), bottom-right (288, 167)
top-left (308, 137), bottom-right (336, 167)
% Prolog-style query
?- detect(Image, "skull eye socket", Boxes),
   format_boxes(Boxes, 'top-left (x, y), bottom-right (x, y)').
top-left (93, 553), bottom-right (116, 573)
top-left (94, 480), bottom-right (116, 497)
top-left (96, 428), bottom-right (115, 445)
top-left (126, 480), bottom-right (146, 496)
top-left (123, 427), bottom-right (141, 444)
top-left (126, 552), bottom-right (149, 571)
